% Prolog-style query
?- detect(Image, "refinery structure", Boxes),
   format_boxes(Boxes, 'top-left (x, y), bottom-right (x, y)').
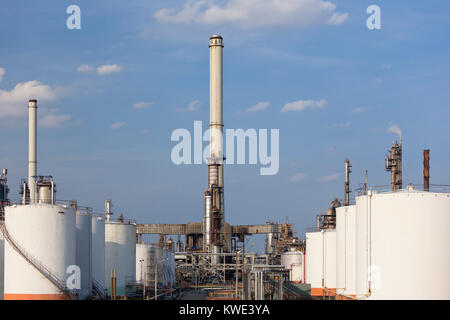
top-left (0, 35), bottom-right (449, 300)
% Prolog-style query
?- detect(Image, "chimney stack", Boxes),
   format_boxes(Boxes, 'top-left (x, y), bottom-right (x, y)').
top-left (28, 99), bottom-right (37, 203)
top-left (423, 149), bottom-right (430, 191)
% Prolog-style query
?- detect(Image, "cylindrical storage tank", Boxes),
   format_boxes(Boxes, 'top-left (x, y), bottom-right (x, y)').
top-left (281, 250), bottom-right (303, 283)
top-left (323, 230), bottom-right (336, 292)
top-left (0, 223), bottom-right (4, 300)
top-left (336, 205), bottom-right (357, 298)
top-left (91, 215), bottom-right (105, 290)
top-left (336, 207), bottom-right (346, 294)
top-left (344, 205), bottom-right (357, 297)
top-left (305, 231), bottom-right (323, 296)
top-left (76, 212), bottom-right (92, 299)
top-left (4, 204), bottom-right (76, 300)
top-left (136, 243), bottom-right (150, 284)
top-left (367, 191), bottom-right (450, 299)
top-left (355, 195), bottom-right (370, 297)
top-left (105, 221), bottom-right (136, 297)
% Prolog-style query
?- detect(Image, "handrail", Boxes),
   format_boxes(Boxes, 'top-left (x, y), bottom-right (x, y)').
top-left (0, 223), bottom-right (76, 300)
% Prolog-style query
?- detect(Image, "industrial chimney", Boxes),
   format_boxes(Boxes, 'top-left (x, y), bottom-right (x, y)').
top-left (204, 35), bottom-right (225, 256)
top-left (28, 99), bottom-right (37, 203)
top-left (423, 149), bottom-right (430, 191)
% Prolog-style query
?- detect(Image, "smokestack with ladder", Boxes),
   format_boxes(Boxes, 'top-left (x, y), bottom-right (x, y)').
top-left (424, 149), bottom-right (430, 192)
top-left (28, 99), bottom-right (37, 203)
top-left (204, 35), bottom-right (225, 255)
top-left (344, 159), bottom-right (352, 206)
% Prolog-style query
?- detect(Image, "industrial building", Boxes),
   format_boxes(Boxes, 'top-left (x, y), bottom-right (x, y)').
top-left (0, 35), bottom-right (449, 300)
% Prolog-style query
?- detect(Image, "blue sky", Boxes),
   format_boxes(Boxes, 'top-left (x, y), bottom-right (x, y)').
top-left (1, 1), bottom-right (449, 250)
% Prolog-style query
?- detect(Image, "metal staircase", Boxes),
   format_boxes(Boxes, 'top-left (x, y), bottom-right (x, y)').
top-left (91, 279), bottom-right (106, 299)
top-left (0, 222), bottom-right (77, 300)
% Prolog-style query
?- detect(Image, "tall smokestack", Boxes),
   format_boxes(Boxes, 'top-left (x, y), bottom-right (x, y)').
top-left (209, 34), bottom-right (224, 178)
top-left (204, 35), bottom-right (225, 254)
top-left (385, 141), bottom-right (402, 191)
top-left (28, 99), bottom-right (37, 203)
top-left (423, 149), bottom-right (430, 192)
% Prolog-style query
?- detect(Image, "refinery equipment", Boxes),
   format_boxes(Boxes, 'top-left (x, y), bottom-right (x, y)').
top-left (303, 140), bottom-right (450, 300)
top-left (2, 99), bottom-right (78, 300)
top-left (385, 140), bottom-right (402, 190)
top-left (280, 249), bottom-right (304, 283)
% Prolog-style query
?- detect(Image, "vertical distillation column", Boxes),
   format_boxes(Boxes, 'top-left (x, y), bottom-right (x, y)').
top-left (344, 159), bottom-right (352, 206)
top-left (28, 99), bottom-right (37, 204)
top-left (204, 35), bottom-right (225, 254)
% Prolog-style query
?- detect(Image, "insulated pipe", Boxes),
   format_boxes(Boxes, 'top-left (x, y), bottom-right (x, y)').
top-left (28, 99), bottom-right (37, 204)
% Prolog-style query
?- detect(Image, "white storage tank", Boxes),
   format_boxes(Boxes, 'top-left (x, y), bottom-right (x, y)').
top-left (105, 220), bottom-right (136, 297)
top-left (357, 190), bottom-right (450, 300)
top-left (75, 211), bottom-right (92, 299)
top-left (136, 243), bottom-right (150, 284)
top-left (281, 249), bottom-right (303, 283)
top-left (305, 230), bottom-right (336, 296)
top-left (355, 195), bottom-right (370, 297)
top-left (336, 205), bottom-right (357, 298)
top-left (3, 204), bottom-right (76, 300)
top-left (91, 215), bottom-right (105, 290)
top-left (305, 231), bottom-right (323, 296)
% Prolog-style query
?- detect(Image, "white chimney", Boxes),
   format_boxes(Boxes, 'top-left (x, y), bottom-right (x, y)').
top-left (28, 99), bottom-right (37, 204)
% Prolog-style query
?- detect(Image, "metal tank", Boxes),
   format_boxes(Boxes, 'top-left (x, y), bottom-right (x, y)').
top-left (336, 205), bottom-right (357, 297)
top-left (305, 231), bottom-right (322, 295)
top-left (323, 230), bottom-right (336, 292)
top-left (75, 210), bottom-right (92, 299)
top-left (105, 220), bottom-right (136, 297)
top-left (305, 230), bottom-right (336, 296)
top-left (3, 204), bottom-right (76, 299)
top-left (355, 194), bottom-right (370, 297)
top-left (281, 249), bottom-right (303, 283)
top-left (358, 190), bottom-right (450, 299)
top-left (136, 243), bottom-right (150, 284)
top-left (91, 215), bottom-right (105, 290)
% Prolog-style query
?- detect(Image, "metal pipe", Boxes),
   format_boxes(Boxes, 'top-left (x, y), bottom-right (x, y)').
top-left (28, 99), bottom-right (37, 203)
top-left (424, 149), bottom-right (430, 191)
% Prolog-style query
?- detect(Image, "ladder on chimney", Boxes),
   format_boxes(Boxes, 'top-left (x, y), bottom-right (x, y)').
top-left (0, 222), bottom-right (76, 300)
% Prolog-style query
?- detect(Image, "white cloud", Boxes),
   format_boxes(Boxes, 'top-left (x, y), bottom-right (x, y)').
top-left (133, 101), bottom-right (154, 109)
top-left (155, 0), bottom-right (348, 29)
top-left (319, 173), bottom-right (340, 182)
top-left (281, 99), bottom-right (326, 113)
top-left (0, 67), bottom-right (5, 82)
top-left (0, 80), bottom-right (58, 118)
top-left (289, 172), bottom-right (309, 183)
top-left (110, 121), bottom-right (128, 129)
top-left (96, 64), bottom-right (123, 75)
top-left (77, 64), bottom-right (94, 73)
top-left (351, 106), bottom-right (368, 114)
top-left (245, 101), bottom-right (270, 113)
top-left (176, 100), bottom-right (200, 112)
top-left (39, 114), bottom-right (72, 129)
top-left (388, 124), bottom-right (402, 139)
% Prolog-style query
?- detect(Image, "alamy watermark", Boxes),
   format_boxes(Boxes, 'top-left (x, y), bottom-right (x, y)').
top-left (171, 121), bottom-right (279, 176)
